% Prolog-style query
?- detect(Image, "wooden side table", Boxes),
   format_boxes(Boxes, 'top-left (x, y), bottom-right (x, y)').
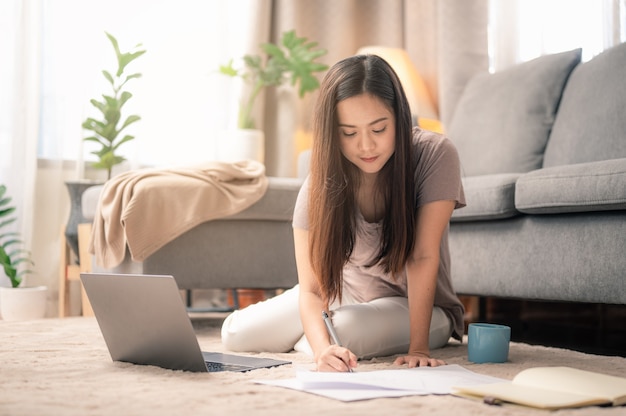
top-left (58, 223), bottom-right (94, 317)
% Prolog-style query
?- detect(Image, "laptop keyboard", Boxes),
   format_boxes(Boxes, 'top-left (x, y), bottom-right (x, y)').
top-left (205, 361), bottom-right (251, 372)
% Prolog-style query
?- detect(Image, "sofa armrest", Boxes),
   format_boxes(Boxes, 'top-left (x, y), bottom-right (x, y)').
top-left (451, 173), bottom-right (521, 222)
top-left (82, 175), bottom-right (303, 290)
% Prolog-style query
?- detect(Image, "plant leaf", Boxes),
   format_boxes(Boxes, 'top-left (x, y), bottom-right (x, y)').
top-left (83, 32), bottom-right (145, 175)
top-left (0, 185), bottom-right (31, 288)
top-left (219, 60), bottom-right (238, 76)
top-left (112, 135), bottom-right (135, 151)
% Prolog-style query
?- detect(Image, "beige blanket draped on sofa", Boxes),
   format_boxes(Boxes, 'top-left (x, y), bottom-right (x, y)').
top-left (89, 160), bottom-right (268, 269)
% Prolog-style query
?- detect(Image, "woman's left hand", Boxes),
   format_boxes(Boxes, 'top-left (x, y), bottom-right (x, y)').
top-left (393, 353), bottom-right (446, 368)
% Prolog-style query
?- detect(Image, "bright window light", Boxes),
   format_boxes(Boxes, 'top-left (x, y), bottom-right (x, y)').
top-left (488, 0), bottom-right (624, 71)
top-left (516, 0), bottom-right (604, 62)
top-left (38, 0), bottom-right (250, 168)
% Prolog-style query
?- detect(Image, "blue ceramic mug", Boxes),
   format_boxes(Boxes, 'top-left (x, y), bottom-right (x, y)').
top-left (467, 323), bottom-right (511, 363)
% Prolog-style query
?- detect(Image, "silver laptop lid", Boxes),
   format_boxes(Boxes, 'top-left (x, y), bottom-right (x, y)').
top-left (81, 273), bottom-right (208, 372)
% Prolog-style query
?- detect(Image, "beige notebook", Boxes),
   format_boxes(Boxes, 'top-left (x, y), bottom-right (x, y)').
top-left (453, 366), bottom-right (626, 410)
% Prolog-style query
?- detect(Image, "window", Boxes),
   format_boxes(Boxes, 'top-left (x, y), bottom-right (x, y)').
top-left (38, 0), bottom-right (250, 168)
top-left (488, 0), bottom-right (626, 71)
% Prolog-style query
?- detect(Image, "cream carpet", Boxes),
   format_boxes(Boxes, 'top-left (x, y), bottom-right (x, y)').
top-left (1, 315), bottom-right (625, 416)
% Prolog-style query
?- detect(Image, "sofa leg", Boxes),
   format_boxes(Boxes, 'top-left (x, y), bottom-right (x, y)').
top-left (225, 289), bottom-right (267, 309)
top-left (184, 289), bottom-right (238, 313)
top-left (183, 289), bottom-right (267, 312)
top-left (478, 297), bottom-right (487, 321)
top-left (230, 289), bottom-right (240, 310)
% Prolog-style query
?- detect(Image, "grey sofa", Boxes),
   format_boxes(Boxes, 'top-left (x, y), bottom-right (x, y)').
top-left (84, 42), bottom-right (625, 307)
top-left (446, 43), bottom-right (626, 305)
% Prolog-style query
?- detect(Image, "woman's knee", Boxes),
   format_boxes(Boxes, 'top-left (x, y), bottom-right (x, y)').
top-left (220, 309), bottom-right (249, 351)
top-left (220, 286), bottom-right (303, 353)
top-left (329, 300), bottom-right (452, 358)
top-left (330, 300), bottom-right (410, 359)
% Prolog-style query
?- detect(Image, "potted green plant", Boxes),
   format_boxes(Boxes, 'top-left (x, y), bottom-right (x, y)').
top-left (0, 184), bottom-right (43, 321)
top-left (64, 32), bottom-right (146, 260)
top-left (82, 31), bottom-right (147, 180)
top-left (218, 30), bottom-right (328, 162)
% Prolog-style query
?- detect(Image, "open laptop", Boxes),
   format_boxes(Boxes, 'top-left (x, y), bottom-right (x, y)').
top-left (80, 273), bottom-right (291, 373)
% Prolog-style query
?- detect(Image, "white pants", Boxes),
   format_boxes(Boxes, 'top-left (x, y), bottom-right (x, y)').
top-left (221, 285), bottom-right (452, 359)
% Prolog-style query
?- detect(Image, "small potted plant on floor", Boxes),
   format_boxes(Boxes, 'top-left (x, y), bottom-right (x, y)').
top-left (218, 30), bottom-right (328, 162)
top-left (0, 184), bottom-right (43, 321)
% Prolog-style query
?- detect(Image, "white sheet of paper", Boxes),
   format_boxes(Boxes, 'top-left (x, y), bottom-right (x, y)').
top-left (255, 364), bottom-right (505, 402)
top-left (258, 379), bottom-right (421, 401)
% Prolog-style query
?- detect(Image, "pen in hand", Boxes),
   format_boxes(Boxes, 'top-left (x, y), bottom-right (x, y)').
top-left (322, 310), bottom-right (353, 372)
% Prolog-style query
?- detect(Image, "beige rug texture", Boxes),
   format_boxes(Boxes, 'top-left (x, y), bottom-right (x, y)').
top-left (1, 315), bottom-right (625, 416)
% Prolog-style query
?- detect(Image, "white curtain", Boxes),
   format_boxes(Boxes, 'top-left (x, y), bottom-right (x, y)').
top-left (489, 0), bottom-right (626, 71)
top-left (0, 0), bottom-right (41, 288)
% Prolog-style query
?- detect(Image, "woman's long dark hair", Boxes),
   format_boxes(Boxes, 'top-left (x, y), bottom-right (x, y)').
top-left (309, 54), bottom-right (416, 304)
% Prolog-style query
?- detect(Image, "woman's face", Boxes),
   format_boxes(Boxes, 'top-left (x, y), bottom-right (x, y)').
top-left (337, 93), bottom-right (396, 178)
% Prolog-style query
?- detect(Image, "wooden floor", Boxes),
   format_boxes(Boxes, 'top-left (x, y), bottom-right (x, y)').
top-left (462, 296), bottom-right (626, 357)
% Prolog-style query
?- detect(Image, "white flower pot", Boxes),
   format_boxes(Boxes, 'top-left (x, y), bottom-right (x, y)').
top-left (0, 286), bottom-right (47, 321)
top-left (217, 129), bottom-right (265, 164)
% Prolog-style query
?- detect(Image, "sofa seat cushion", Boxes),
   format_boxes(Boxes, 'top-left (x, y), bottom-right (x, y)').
top-left (447, 48), bottom-right (581, 176)
top-left (544, 42), bottom-right (626, 167)
top-left (451, 173), bottom-right (520, 222)
top-left (515, 158), bottom-right (626, 214)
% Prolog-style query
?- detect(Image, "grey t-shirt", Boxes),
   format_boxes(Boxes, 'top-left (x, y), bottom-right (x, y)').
top-left (293, 129), bottom-right (467, 340)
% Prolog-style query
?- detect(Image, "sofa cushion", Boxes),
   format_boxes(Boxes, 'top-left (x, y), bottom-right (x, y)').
top-left (515, 158), bottom-right (626, 214)
top-left (447, 48), bottom-right (581, 176)
top-left (451, 173), bottom-right (521, 222)
top-left (544, 42), bottom-right (626, 167)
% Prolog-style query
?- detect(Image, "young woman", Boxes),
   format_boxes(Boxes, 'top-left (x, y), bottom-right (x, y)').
top-left (221, 54), bottom-right (466, 372)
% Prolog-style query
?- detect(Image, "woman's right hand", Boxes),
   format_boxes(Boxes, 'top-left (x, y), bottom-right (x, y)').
top-left (294, 228), bottom-right (357, 372)
top-left (315, 344), bottom-right (358, 372)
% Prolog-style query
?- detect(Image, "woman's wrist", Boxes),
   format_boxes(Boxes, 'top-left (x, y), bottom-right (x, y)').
top-left (408, 345), bottom-right (430, 358)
